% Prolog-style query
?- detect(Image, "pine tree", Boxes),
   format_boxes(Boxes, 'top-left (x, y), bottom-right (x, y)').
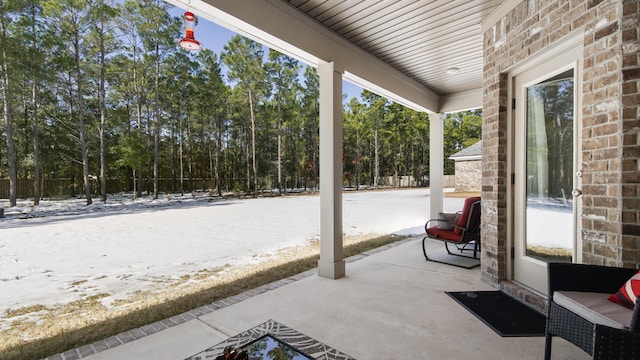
top-left (265, 49), bottom-right (299, 194)
top-left (300, 66), bottom-right (319, 192)
top-left (135, 0), bottom-right (179, 199)
top-left (222, 35), bottom-right (265, 196)
top-left (0, 0), bottom-right (18, 206)
top-left (87, 0), bottom-right (119, 202)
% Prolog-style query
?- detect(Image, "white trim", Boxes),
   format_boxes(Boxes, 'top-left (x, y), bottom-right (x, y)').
top-left (505, 31), bottom-right (584, 76)
top-left (450, 155), bottom-right (482, 162)
top-left (439, 88), bottom-right (483, 113)
top-left (343, 71), bottom-right (432, 113)
top-left (509, 38), bottom-right (584, 294)
top-left (318, 62), bottom-right (345, 279)
top-left (505, 30), bottom-right (585, 284)
top-left (429, 113), bottom-right (444, 220)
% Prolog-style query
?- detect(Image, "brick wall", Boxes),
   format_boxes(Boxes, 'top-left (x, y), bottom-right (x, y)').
top-left (454, 160), bottom-right (482, 192)
top-left (620, 0), bottom-right (640, 265)
top-left (581, 1), bottom-right (625, 266)
top-left (482, 0), bottom-right (638, 288)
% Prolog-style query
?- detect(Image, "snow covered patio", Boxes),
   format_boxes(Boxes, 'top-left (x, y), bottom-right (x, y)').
top-left (47, 236), bottom-right (589, 360)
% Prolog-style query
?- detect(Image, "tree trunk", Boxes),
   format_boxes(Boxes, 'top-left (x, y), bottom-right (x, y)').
top-left (187, 115), bottom-right (193, 192)
top-left (32, 76), bottom-right (40, 205)
top-left (133, 43), bottom-right (142, 199)
top-left (374, 124), bottom-right (380, 189)
top-left (132, 169), bottom-right (137, 199)
top-left (245, 128), bottom-right (250, 193)
top-left (312, 102), bottom-right (319, 193)
top-left (0, 16), bottom-right (16, 206)
top-left (248, 88), bottom-right (257, 197)
top-left (74, 28), bottom-right (92, 205)
top-left (169, 109), bottom-right (176, 192)
top-left (98, 19), bottom-right (107, 202)
top-left (153, 42), bottom-right (160, 200)
top-left (277, 101), bottom-right (283, 195)
top-left (215, 119), bottom-right (222, 196)
top-left (208, 137), bottom-right (214, 193)
top-left (30, 9), bottom-right (40, 206)
top-left (179, 112), bottom-right (184, 196)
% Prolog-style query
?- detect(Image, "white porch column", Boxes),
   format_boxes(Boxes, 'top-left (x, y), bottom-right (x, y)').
top-left (429, 112), bottom-right (444, 219)
top-left (318, 61), bottom-right (345, 279)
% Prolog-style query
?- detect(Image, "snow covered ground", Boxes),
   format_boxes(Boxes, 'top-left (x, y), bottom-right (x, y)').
top-left (0, 188), bottom-right (465, 330)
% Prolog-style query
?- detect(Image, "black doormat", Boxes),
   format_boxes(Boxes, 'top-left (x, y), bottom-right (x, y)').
top-left (445, 290), bottom-right (546, 337)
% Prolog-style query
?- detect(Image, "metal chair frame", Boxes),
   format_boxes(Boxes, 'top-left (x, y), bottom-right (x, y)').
top-left (422, 198), bottom-right (481, 266)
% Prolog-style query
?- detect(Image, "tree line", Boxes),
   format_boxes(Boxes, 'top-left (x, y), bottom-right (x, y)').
top-left (0, 0), bottom-right (481, 206)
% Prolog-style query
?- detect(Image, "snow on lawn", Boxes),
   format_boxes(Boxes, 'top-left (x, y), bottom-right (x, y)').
top-left (0, 188), bottom-right (463, 325)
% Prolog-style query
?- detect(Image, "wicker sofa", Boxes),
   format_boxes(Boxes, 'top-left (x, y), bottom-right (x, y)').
top-left (545, 262), bottom-right (640, 359)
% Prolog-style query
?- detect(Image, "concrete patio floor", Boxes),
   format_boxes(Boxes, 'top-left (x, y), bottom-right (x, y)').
top-left (71, 237), bottom-right (588, 360)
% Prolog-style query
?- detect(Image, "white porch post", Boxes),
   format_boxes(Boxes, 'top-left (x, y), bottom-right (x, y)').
top-left (318, 61), bottom-right (345, 279)
top-left (429, 112), bottom-right (444, 219)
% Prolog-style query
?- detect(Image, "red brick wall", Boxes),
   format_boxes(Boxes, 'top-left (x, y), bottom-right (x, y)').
top-left (482, 0), bottom-right (637, 288)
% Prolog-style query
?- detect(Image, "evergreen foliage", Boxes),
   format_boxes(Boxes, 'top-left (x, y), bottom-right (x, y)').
top-left (0, 3), bottom-right (481, 202)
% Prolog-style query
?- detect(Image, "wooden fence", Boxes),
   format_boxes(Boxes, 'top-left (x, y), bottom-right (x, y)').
top-left (0, 178), bottom-right (75, 199)
top-left (0, 178), bottom-right (215, 200)
top-left (0, 176), bottom-right (447, 200)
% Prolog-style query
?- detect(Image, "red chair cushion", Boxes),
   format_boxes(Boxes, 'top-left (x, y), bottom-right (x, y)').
top-left (426, 226), bottom-right (463, 242)
top-left (454, 196), bottom-right (481, 235)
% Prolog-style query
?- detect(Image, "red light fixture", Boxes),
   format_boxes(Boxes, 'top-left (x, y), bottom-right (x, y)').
top-left (179, 11), bottom-right (201, 51)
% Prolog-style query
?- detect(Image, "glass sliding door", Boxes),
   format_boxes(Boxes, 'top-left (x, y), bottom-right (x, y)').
top-left (512, 44), bottom-right (582, 295)
top-left (525, 71), bottom-right (574, 264)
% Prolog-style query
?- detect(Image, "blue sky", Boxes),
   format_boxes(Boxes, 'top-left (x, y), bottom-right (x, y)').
top-left (169, 6), bottom-right (363, 102)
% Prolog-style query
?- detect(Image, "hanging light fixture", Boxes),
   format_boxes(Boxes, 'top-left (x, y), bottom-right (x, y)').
top-left (178, 11), bottom-right (201, 51)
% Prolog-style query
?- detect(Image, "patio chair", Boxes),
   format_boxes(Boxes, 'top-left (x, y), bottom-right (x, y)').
top-left (422, 196), bottom-right (481, 264)
top-left (545, 262), bottom-right (640, 359)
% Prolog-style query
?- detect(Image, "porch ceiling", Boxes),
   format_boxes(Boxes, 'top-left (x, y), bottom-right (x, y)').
top-left (168, 0), bottom-right (509, 112)
top-left (285, 0), bottom-right (503, 96)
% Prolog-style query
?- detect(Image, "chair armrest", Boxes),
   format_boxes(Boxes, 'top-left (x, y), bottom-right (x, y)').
top-left (424, 219), bottom-right (456, 232)
top-left (424, 220), bottom-right (469, 235)
top-left (548, 262), bottom-right (638, 295)
top-left (594, 323), bottom-right (640, 358)
top-left (424, 219), bottom-right (435, 232)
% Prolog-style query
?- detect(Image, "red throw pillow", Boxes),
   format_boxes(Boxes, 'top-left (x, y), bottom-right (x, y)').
top-left (609, 270), bottom-right (640, 309)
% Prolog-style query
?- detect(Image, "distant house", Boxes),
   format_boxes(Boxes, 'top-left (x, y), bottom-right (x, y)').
top-left (449, 141), bottom-right (482, 192)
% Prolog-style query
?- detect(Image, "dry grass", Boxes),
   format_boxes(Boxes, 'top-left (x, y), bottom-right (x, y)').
top-left (4, 306), bottom-right (47, 319)
top-left (0, 233), bottom-right (407, 360)
top-left (526, 245), bottom-right (572, 263)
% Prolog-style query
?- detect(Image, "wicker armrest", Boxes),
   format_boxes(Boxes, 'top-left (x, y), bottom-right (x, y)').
top-left (548, 262), bottom-right (638, 295)
top-left (594, 323), bottom-right (640, 359)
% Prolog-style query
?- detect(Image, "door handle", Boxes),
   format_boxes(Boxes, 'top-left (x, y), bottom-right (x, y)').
top-left (572, 189), bottom-right (582, 197)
